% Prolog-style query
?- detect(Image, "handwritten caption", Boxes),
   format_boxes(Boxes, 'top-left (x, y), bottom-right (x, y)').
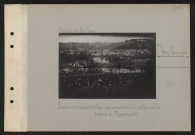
top-left (59, 27), bottom-right (96, 33)
top-left (57, 102), bottom-right (161, 117)
top-left (157, 44), bottom-right (188, 58)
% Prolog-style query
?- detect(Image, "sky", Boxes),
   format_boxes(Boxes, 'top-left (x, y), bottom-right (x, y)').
top-left (59, 35), bottom-right (154, 43)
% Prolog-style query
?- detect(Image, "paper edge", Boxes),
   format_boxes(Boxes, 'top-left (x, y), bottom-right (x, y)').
top-left (4, 4), bottom-right (28, 132)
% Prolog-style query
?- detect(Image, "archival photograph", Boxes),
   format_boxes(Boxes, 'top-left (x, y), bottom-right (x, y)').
top-left (59, 33), bottom-right (156, 99)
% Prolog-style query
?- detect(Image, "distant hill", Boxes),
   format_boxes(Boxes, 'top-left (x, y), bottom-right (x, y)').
top-left (115, 39), bottom-right (155, 50)
top-left (59, 39), bottom-right (155, 51)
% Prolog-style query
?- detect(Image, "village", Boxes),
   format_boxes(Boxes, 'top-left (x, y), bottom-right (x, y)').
top-left (59, 37), bottom-right (155, 98)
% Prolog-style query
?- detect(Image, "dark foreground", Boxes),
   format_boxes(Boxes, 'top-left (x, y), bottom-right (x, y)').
top-left (59, 72), bottom-right (155, 99)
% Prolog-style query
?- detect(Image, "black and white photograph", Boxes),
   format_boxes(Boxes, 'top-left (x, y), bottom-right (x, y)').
top-left (59, 33), bottom-right (156, 99)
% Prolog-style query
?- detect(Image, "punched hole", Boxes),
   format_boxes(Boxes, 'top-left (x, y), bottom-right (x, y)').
top-left (10, 100), bottom-right (14, 103)
top-left (10, 87), bottom-right (14, 90)
top-left (10, 32), bottom-right (14, 35)
top-left (10, 45), bottom-right (14, 48)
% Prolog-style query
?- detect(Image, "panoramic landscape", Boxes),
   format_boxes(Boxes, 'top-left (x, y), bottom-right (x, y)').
top-left (59, 33), bottom-right (156, 98)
